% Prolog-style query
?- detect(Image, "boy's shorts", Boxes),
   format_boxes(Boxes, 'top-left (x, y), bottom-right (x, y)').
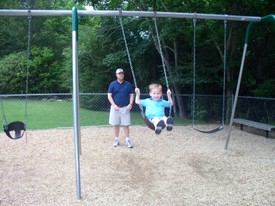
top-left (109, 106), bottom-right (131, 126)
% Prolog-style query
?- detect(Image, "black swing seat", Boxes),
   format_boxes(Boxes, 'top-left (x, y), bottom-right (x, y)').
top-left (3, 121), bottom-right (26, 140)
top-left (140, 109), bottom-right (156, 130)
top-left (193, 124), bottom-right (224, 134)
top-left (140, 106), bottom-right (168, 131)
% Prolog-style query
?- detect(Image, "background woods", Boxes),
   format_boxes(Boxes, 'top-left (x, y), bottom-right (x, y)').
top-left (0, 0), bottom-right (274, 98)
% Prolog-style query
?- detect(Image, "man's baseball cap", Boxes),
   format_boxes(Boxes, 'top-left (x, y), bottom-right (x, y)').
top-left (116, 68), bottom-right (124, 74)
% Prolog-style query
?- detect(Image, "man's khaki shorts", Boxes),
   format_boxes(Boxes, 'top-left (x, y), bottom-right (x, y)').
top-left (109, 106), bottom-right (131, 126)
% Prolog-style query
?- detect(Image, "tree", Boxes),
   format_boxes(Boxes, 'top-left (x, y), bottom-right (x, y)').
top-left (0, 52), bottom-right (27, 94)
top-left (78, 0), bottom-right (274, 120)
top-left (0, 0), bottom-right (274, 102)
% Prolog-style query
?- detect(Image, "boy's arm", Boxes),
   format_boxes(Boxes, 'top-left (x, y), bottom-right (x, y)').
top-left (167, 89), bottom-right (173, 106)
top-left (135, 88), bottom-right (140, 104)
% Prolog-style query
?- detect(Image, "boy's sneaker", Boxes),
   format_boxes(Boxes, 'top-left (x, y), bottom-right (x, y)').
top-left (166, 117), bottom-right (174, 131)
top-left (155, 120), bottom-right (165, 135)
top-left (113, 139), bottom-right (120, 147)
top-left (125, 139), bottom-right (133, 148)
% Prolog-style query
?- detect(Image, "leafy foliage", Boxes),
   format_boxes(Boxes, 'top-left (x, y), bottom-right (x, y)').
top-left (0, 0), bottom-right (274, 100)
top-left (0, 52), bottom-right (27, 94)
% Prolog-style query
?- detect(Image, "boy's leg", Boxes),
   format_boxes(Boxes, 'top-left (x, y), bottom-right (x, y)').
top-left (151, 118), bottom-right (165, 135)
top-left (166, 117), bottom-right (174, 131)
top-left (161, 116), bottom-right (168, 126)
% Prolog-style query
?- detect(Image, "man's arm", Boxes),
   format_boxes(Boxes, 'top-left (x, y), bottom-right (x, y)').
top-left (126, 93), bottom-right (134, 110)
top-left (107, 93), bottom-right (115, 107)
top-left (129, 93), bottom-right (134, 106)
top-left (108, 93), bottom-right (120, 111)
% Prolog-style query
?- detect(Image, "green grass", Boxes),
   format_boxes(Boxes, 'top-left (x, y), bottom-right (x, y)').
top-left (0, 99), bottom-right (112, 130)
top-left (0, 99), bottom-right (190, 130)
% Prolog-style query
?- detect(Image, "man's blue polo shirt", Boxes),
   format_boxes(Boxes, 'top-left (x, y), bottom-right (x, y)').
top-left (108, 80), bottom-right (133, 107)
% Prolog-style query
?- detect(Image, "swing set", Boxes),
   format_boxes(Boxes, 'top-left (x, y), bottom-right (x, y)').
top-left (0, 7), bottom-right (273, 200)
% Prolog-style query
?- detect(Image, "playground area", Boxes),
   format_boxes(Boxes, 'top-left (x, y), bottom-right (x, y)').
top-left (0, 125), bottom-right (274, 206)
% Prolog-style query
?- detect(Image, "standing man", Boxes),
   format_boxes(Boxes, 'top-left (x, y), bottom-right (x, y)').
top-left (107, 68), bottom-right (134, 148)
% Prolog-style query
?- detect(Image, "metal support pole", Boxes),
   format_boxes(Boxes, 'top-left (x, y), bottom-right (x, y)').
top-left (225, 14), bottom-right (274, 149)
top-left (72, 6), bottom-right (81, 199)
top-left (225, 43), bottom-right (248, 149)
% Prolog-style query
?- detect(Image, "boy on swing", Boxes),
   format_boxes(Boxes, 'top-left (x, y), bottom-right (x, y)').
top-left (135, 83), bottom-right (174, 135)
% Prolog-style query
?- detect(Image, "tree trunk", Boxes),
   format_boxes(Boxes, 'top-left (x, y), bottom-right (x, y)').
top-left (173, 40), bottom-right (186, 118)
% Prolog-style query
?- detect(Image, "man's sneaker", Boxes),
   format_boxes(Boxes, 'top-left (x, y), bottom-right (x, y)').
top-left (155, 120), bottom-right (165, 135)
top-left (125, 139), bottom-right (133, 148)
top-left (166, 117), bottom-right (174, 131)
top-left (113, 139), bottom-right (120, 147)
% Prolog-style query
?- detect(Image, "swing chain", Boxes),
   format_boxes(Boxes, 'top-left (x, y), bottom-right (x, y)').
top-left (192, 18), bottom-right (197, 127)
top-left (153, 16), bottom-right (169, 89)
top-left (24, 10), bottom-right (32, 126)
top-left (222, 18), bottom-right (227, 125)
top-left (119, 15), bottom-right (137, 88)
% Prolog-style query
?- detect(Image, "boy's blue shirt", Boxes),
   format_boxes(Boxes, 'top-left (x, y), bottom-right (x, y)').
top-left (140, 98), bottom-right (170, 119)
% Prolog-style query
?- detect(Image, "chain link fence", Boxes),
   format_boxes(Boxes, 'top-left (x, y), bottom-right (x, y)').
top-left (234, 96), bottom-right (275, 124)
top-left (0, 93), bottom-right (274, 130)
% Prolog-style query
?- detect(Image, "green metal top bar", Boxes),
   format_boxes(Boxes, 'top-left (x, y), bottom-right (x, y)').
top-left (244, 14), bottom-right (275, 44)
top-left (72, 7), bottom-right (78, 32)
top-left (0, 9), bottom-right (262, 22)
top-left (261, 14), bottom-right (275, 22)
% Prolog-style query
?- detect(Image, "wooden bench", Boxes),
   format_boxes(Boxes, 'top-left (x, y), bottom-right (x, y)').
top-left (233, 118), bottom-right (275, 138)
